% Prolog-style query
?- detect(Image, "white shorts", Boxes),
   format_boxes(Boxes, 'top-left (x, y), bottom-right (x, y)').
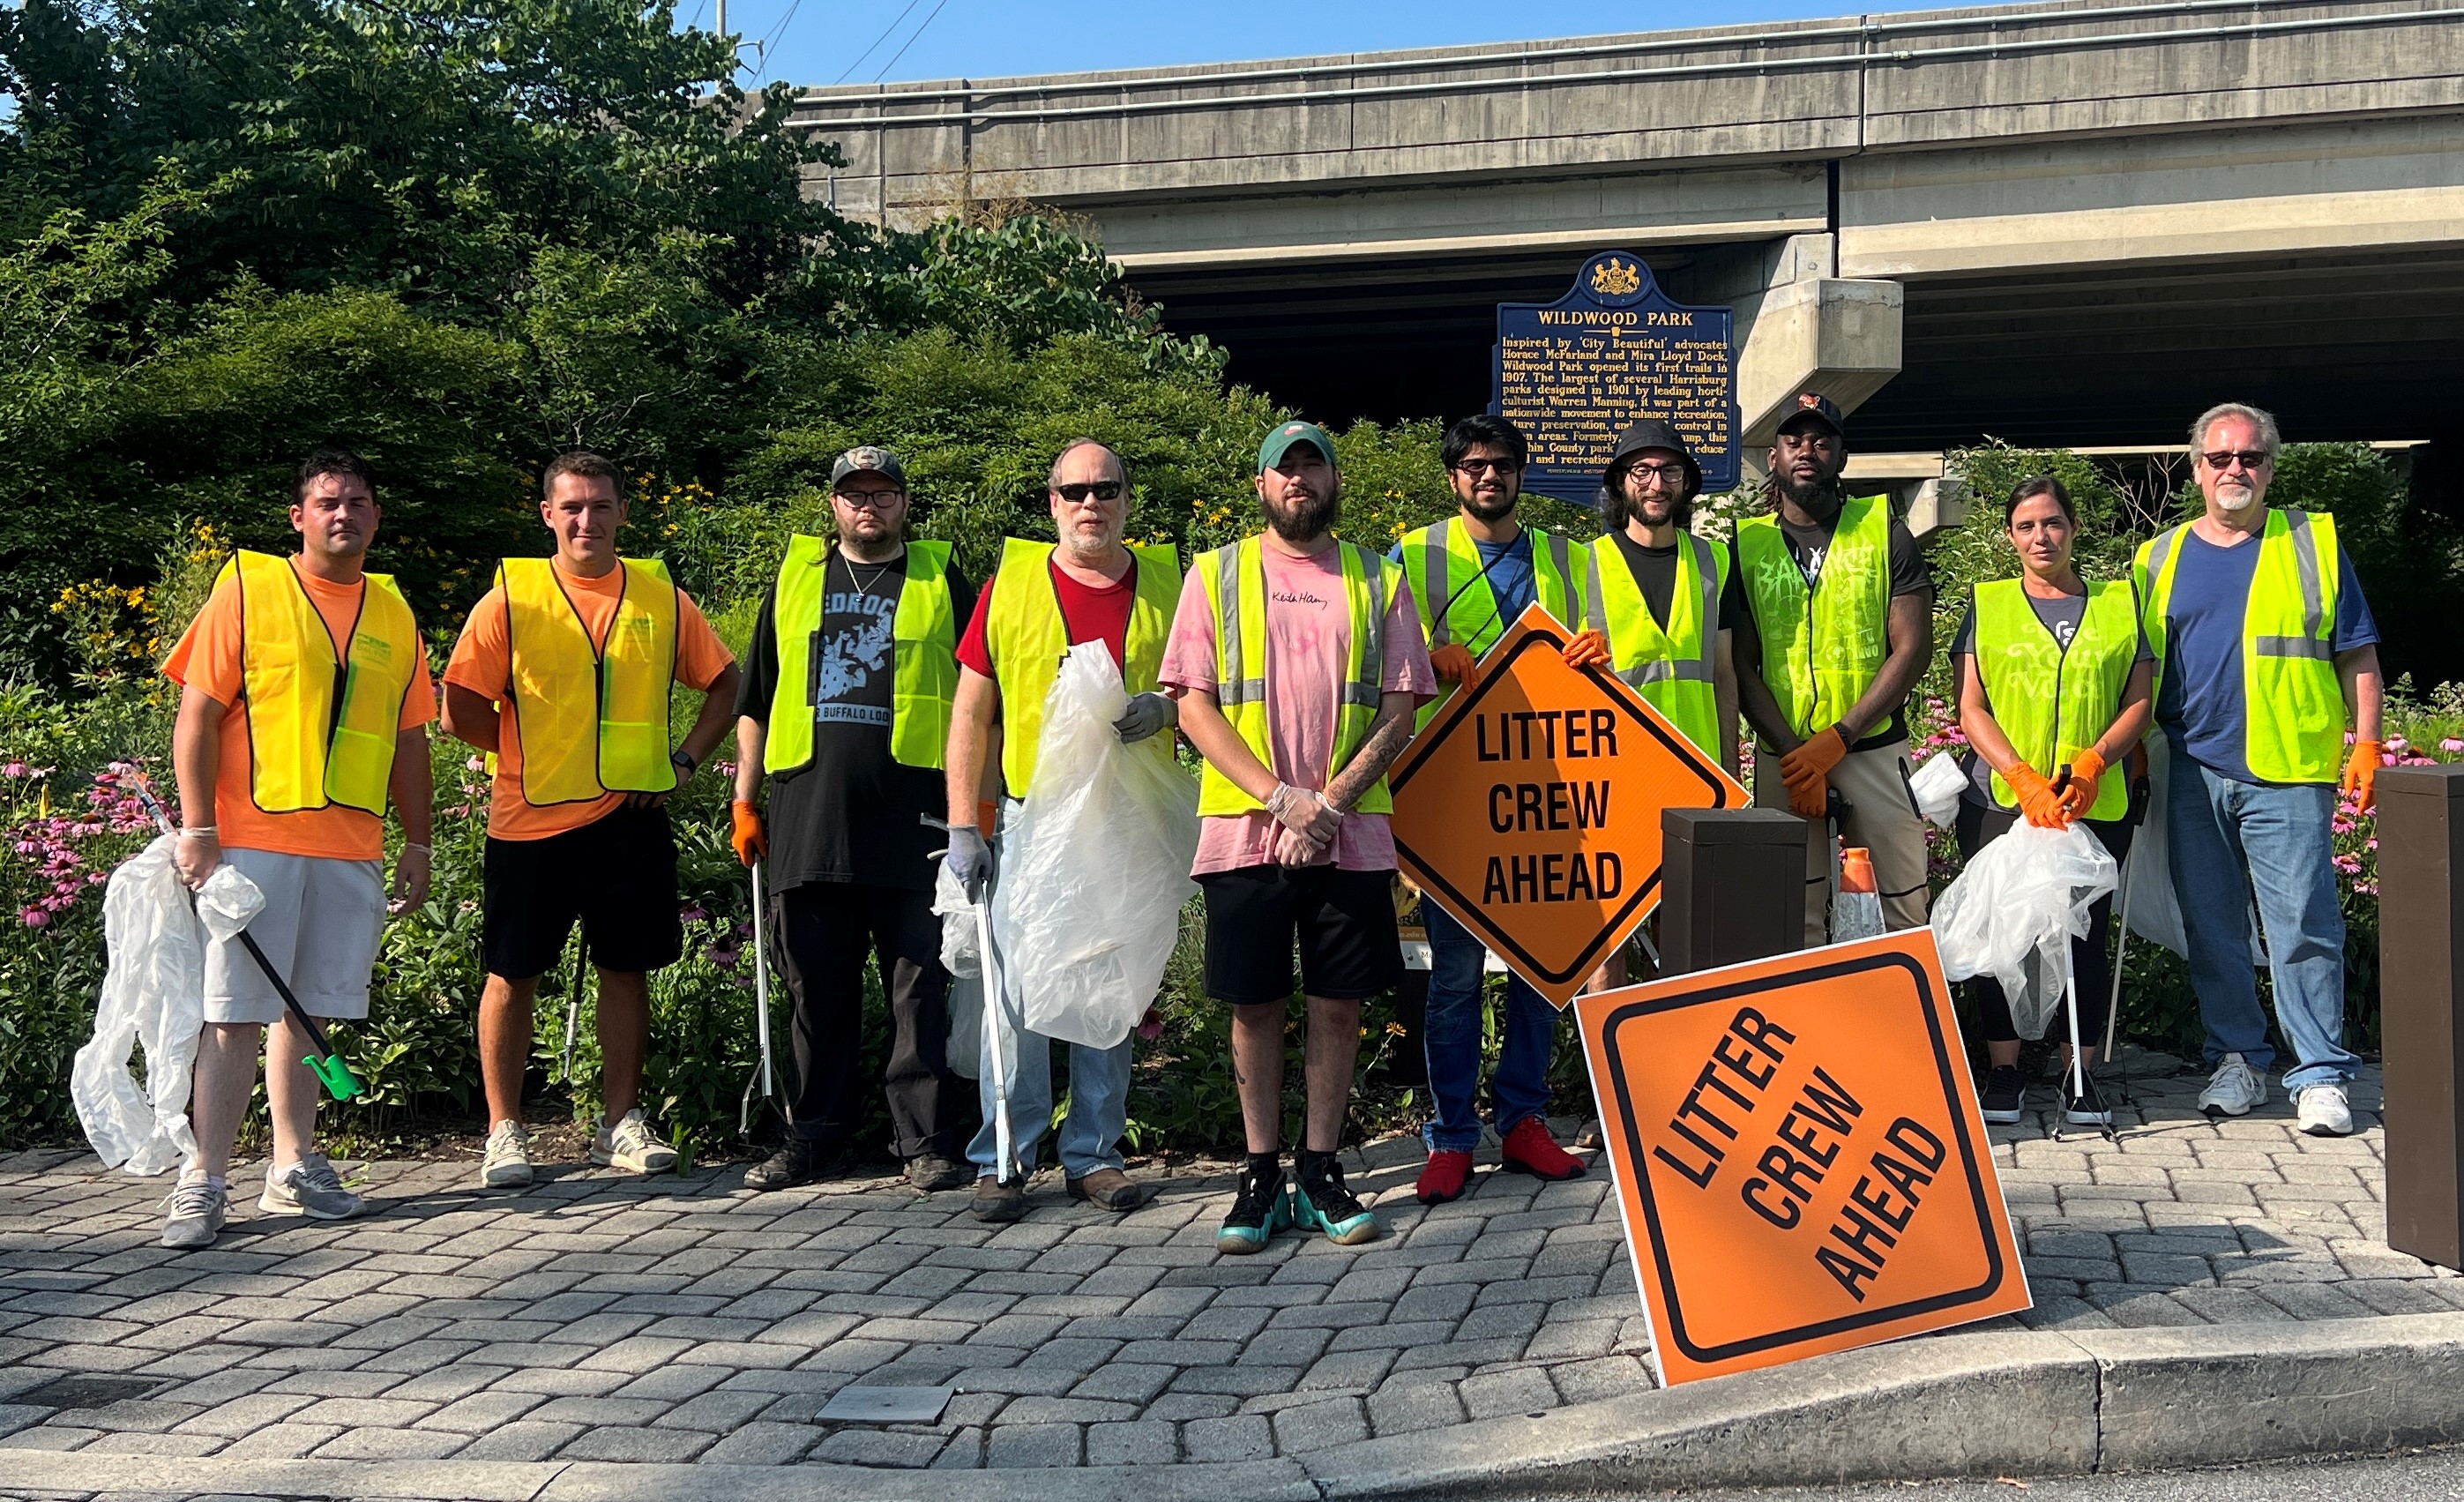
top-left (202, 848), bottom-right (386, 1026)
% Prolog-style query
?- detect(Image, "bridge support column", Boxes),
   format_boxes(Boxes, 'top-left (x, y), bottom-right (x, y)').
top-left (1703, 234), bottom-right (1904, 477)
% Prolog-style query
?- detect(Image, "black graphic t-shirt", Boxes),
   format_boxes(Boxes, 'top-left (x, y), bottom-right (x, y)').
top-left (736, 548), bottom-right (978, 892)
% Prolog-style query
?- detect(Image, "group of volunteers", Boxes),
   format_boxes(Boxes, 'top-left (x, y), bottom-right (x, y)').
top-left (151, 392), bottom-right (2382, 1256)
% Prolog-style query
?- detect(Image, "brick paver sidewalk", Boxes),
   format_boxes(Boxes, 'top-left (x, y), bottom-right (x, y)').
top-left (0, 1055), bottom-right (2449, 1474)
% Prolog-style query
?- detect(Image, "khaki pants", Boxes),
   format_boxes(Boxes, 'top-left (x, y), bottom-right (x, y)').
top-left (1752, 737), bottom-right (1930, 949)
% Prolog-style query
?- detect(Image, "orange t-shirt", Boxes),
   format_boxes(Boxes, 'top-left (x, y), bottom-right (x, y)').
top-left (444, 558), bottom-right (735, 842)
top-left (162, 558), bottom-right (439, 862)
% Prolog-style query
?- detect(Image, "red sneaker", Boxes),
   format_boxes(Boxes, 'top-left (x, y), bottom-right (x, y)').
top-left (1415, 1148), bottom-right (1474, 1205)
top-left (1500, 1117), bottom-right (1586, 1181)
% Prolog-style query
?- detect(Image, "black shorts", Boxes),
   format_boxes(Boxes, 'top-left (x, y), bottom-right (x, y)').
top-left (482, 804), bottom-right (685, 980)
top-left (1198, 864), bottom-right (1404, 1005)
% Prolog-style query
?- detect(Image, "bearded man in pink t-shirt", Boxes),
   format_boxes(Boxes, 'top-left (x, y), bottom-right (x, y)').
top-left (1164, 422), bottom-right (1437, 1254)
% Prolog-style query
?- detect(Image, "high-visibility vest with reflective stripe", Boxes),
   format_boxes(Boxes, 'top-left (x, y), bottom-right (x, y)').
top-left (1971, 579), bottom-right (2139, 821)
top-left (1588, 533), bottom-right (1727, 758)
top-left (1399, 518), bottom-right (1591, 730)
top-left (223, 550), bottom-right (419, 817)
top-left (1736, 495), bottom-right (1893, 739)
top-left (763, 538), bottom-right (957, 774)
top-left (2133, 508), bottom-right (2346, 784)
top-left (982, 539), bottom-right (1181, 800)
top-left (500, 557), bottom-right (680, 806)
top-left (1193, 534), bottom-right (1399, 818)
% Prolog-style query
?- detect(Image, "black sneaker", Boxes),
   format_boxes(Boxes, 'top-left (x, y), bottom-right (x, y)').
top-left (1293, 1149), bottom-right (1380, 1247)
top-left (743, 1139), bottom-right (819, 1192)
top-left (1216, 1155), bottom-right (1289, 1254)
top-left (1979, 1065), bottom-right (2027, 1125)
top-left (2063, 1072), bottom-right (2114, 1128)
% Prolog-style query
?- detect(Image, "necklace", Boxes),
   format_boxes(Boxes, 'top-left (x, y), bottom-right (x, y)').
top-left (840, 547), bottom-right (903, 603)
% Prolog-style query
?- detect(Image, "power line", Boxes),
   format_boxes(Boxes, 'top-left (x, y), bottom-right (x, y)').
top-left (872, 0), bottom-right (952, 82)
top-left (833, 0), bottom-right (926, 84)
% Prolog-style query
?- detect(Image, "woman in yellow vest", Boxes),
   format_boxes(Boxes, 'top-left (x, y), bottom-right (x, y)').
top-left (1951, 475), bottom-right (2153, 1131)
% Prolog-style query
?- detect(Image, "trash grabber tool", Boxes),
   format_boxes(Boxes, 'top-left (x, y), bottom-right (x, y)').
top-left (116, 764), bottom-right (362, 1102)
top-left (560, 937), bottom-right (586, 1082)
top-left (976, 856), bottom-right (1016, 1184)
top-left (2103, 853), bottom-right (2132, 1065)
top-left (740, 859), bottom-right (778, 1138)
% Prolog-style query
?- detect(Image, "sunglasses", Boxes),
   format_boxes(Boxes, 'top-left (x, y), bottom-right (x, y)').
top-left (1451, 458), bottom-right (1520, 476)
top-left (2200, 450), bottom-right (2272, 472)
top-left (1056, 481), bottom-right (1124, 503)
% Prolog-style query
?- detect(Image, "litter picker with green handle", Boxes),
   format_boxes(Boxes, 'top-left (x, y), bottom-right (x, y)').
top-left (116, 764), bottom-right (365, 1102)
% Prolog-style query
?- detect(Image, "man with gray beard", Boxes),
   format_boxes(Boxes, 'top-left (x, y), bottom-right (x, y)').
top-left (1730, 392), bottom-right (1936, 946)
top-left (1164, 422), bottom-right (1437, 1253)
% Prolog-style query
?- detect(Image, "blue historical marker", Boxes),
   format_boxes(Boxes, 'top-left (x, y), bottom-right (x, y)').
top-left (1492, 251), bottom-right (1739, 504)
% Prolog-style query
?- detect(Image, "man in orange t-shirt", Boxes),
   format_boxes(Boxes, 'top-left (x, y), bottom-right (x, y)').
top-left (442, 451), bottom-right (739, 1188)
top-left (160, 447), bottom-right (437, 1250)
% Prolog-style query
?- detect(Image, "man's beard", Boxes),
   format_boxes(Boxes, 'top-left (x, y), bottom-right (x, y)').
top-left (1463, 487), bottom-right (1516, 523)
top-left (1773, 467), bottom-right (1844, 515)
top-left (1266, 484), bottom-right (1340, 542)
top-left (2214, 481), bottom-right (2262, 512)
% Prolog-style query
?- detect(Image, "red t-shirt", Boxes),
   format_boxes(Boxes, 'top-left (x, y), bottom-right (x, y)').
top-left (956, 557), bottom-right (1138, 678)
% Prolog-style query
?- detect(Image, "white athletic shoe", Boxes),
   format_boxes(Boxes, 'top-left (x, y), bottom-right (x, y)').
top-left (481, 1120), bottom-right (534, 1188)
top-left (2198, 1052), bottom-right (2266, 1117)
top-left (160, 1177), bottom-right (228, 1250)
top-left (592, 1109), bottom-right (677, 1174)
top-left (2295, 1083), bottom-right (2355, 1137)
top-left (259, 1152), bottom-right (366, 1220)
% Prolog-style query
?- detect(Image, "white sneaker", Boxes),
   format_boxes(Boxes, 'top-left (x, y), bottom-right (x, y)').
top-left (259, 1152), bottom-right (366, 1220)
top-left (160, 1177), bottom-right (228, 1250)
top-left (2198, 1053), bottom-right (2266, 1117)
top-left (2295, 1083), bottom-right (2355, 1137)
top-left (591, 1109), bottom-right (677, 1174)
top-left (481, 1120), bottom-right (534, 1188)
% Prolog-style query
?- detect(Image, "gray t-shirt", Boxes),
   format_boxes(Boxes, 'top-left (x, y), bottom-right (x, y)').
top-left (1948, 585), bottom-right (2152, 808)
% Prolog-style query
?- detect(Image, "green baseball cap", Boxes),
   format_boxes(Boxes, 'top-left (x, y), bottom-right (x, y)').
top-left (1257, 420), bottom-right (1337, 475)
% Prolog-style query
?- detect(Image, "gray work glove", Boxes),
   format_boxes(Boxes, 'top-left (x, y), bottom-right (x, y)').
top-left (944, 824), bottom-right (992, 901)
top-left (1113, 691), bottom-right (1178, 744)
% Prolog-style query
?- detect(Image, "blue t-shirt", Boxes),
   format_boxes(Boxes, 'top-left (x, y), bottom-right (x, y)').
top-left (1388, 531), bottom-right (1535, 646)
top-left (2154, 525), bottom-right (2378, 785)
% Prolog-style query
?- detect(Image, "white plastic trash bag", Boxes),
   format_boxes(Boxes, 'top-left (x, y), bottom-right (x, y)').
top-left (72, 834), bottom-right (265, 1176)
top-left (1931, 822), bottom-right (2117, 1041)
top-left (929, 856), bottom-right (984, 1080)
top-left (991, 643), bottom-right (1199, 1050)
top-left (1908, 751), bottom-right (1967, 830)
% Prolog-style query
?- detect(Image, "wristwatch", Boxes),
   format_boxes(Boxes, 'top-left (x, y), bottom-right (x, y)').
top-left (670, 749), bottom-right (698, 777)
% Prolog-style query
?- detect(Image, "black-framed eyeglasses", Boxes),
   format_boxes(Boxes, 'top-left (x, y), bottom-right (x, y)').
top-left (2199, 450), bottom-right (2271, 472)
top-left (1451, 457), bottom-right (1521, 476)
top-left (836, 489), bottom-right (905, 510)
top-left (1623, 462), bottom-right (1688, 487)
top-left (1056, 481), bottom-right (1124, 504)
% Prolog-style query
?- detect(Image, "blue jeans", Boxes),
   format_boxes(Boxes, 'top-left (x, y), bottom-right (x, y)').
top-left (964, 982), bottom-right (1132, 1182)
top-left (2166, 755), bottom-right (2360, 1091)
top-left (1421, 903), bottom-right (1557, 1152)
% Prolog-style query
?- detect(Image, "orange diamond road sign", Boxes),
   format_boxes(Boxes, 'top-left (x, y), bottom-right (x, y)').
top-left (1390, 604), bottom-right (1746, 1009)
top-left (1574, 928), bottom-right (2030, 1386)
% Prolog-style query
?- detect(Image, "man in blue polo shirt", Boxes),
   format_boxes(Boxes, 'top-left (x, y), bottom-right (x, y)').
top-left (2135, 402), bottom-right (2383, 1137)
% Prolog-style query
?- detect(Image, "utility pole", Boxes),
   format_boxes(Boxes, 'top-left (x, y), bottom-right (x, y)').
top-left (715, 0), bottom-right (726, 41)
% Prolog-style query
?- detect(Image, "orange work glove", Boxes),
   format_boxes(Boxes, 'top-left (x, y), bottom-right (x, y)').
top-left (1787, 773), bottom-right (1829, 821)
top-left (2055, 750), bottom-right (2107, 822)
top-left (1780, 726), bottom-right (1849, 794)
top-left (2342, 739), bottom-right (2384, 815)
top-left (1561, 630), bottom-right (1611, 671)
top-left (1429, 641), bottom-right (1480, 687)
top-left (2005, 763), bottom-right (2068, 830)
top-left (729, 799), bottom-right (767, 867)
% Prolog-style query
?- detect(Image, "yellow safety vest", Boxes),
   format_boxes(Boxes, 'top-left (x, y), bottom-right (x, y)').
top-left (1971, 579), bottom-right (2139, 821)
top-left (981, 539), bottom-right (1182, 800)
top-left (1398, 517), bottom-right (1591, 729)
top-left (223, 550), bottom-right (419, 817)
top-left (499, 557), bottom-right (680, 806)
top-left (1588, 533), bottom-right (1727, 758)
top-left (762, 537), bottom-right (957, 774)
top-left (1736, 495), bottom-right (1893, 739)
top-left (1193, 534), bottom-right (1400, 818)
top-left (2133, 508), bottom-right (2346, 784)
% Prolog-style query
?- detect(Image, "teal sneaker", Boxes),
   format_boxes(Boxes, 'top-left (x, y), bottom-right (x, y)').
top-left (1216, 1156), bottom-right (1290, 1254)
top-left (1293, 1150), bottom-right (1382, 1246)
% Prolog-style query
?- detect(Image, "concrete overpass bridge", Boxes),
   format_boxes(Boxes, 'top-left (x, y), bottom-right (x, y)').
top-left (791, 0), bottom-right (2464, 459)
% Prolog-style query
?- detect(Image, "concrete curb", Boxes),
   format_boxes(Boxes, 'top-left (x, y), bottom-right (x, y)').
top-left (4, 1315), bottom-right (2461, 1499)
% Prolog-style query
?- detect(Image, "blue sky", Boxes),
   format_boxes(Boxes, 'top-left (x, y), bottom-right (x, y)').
top-left (699, 1), bottom-right (1888, 91)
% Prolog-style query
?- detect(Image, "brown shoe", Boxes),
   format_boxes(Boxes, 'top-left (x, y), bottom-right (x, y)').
top-left (906, 1153), bottom-right (970, 1192)
top-left (1066, 1168), bottom-right (1147, 1212)
top-left (971, 1175), bottom-right (1027, 1223)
